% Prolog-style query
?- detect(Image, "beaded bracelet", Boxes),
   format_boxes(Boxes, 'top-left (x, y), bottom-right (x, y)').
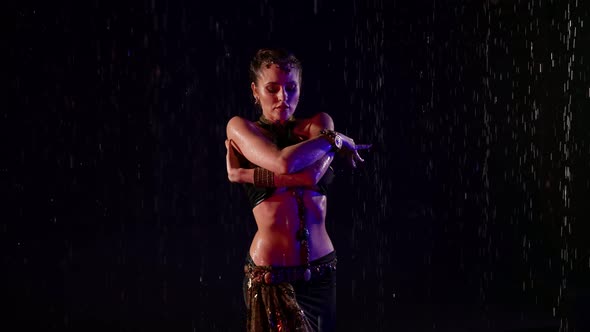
top-left (319, 129), bottom-right (342, 152)
top-left (253, 167), bottom-right (275, 187)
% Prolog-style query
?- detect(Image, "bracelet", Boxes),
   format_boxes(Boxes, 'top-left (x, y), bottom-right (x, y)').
top-left (319, 129), bottom-right (342, 152)
top-left (253, 167), bottom-right (275, 187)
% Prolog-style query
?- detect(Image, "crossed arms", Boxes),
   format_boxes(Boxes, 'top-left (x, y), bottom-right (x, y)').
top-left (225, 112), bottom-right (369, 187)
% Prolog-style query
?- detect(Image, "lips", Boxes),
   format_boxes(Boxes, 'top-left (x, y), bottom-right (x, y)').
top-left (275, 104), bottom-right (289, 110)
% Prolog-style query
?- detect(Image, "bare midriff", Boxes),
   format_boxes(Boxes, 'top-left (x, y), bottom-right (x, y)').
top-left (249, 187), bottom-right (334, 267)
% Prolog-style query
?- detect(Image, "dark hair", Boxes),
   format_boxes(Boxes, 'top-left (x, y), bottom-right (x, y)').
top-left (249, 48), bottom-right (302, 84)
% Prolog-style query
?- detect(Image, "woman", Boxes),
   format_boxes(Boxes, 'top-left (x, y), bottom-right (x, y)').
top-left (225, 48), bottom-right (369, 332)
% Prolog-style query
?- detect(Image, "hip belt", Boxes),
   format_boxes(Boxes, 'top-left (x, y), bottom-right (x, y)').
top-left (245, 257), bottom-right (337, 285)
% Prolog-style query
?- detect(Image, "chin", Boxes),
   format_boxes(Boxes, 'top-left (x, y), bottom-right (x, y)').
top-left (281, 110), bottom-right (296, 120)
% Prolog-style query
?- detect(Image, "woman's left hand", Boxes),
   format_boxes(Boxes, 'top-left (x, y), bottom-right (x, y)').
top-left (225, 139), bottom-right (242, 182)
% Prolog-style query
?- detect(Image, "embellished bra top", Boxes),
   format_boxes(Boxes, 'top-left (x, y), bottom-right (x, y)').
top-left (241, 116), bottom-right (335, 209)
top-left (243, 168), bottom-right (335, 208)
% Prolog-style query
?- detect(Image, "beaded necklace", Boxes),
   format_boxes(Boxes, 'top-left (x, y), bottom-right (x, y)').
top-left (257, 115), bottom-right (312, 280)
top-left (294, 189), bottom-right (312, 280)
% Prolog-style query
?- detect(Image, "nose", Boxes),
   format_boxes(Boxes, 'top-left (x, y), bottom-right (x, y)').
top-left (278, 87), bottom-right (288, 102)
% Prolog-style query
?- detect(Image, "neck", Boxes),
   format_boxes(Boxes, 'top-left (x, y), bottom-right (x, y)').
top-left (259, 114), bottom-right (294, 128)
top-left (257, 114), bottom-right (296, 148)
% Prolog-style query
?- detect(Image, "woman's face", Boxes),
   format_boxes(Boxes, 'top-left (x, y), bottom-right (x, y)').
top-left (251, 64), bottom-right (300, 124)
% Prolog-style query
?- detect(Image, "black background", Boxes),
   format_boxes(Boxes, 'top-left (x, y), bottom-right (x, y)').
top-left (5, 0), bottom-right (590, 331)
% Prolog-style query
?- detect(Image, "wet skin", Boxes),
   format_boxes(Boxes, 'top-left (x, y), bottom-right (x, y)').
top-left (229, 64), bottom-right (335, 266)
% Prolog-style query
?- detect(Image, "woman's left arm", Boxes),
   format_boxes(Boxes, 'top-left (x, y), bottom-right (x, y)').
top-left (226, 139), bottom-right (334, 187)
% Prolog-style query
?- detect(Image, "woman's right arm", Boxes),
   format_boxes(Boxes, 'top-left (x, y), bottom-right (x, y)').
top-left (226, 116), bottom-right (335, 174)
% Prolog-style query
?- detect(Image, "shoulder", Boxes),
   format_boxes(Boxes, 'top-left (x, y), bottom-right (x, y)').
top-left (227, 115), bottom-right (250, 128)
top-left (308, 112), bottom-right (335, 134)
top-left (294, 112), bottom-right (334, 138)
top-left (309, 112), bottom-right (333, 125)
top-left (226, 116), bottom-right (257, 135)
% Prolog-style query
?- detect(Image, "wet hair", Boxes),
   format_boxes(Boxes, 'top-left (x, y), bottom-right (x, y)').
top-left (249, 48), bottom-right (302, 84)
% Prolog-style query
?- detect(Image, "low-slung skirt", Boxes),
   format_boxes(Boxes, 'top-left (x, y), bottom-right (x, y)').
top-left (243, 251), bottom-right (337, 332)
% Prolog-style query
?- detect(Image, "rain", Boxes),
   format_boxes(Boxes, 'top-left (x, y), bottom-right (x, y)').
top-left (6, 0), bottom-right (589, 331)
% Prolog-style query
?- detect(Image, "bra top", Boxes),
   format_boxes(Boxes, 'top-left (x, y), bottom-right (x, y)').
top-left (240, 116), bottom-right (336, 208)
top-left (242, 167), bottom-right (335, 209)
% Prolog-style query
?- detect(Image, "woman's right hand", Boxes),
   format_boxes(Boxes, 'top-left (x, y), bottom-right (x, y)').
top-left (336, 132), bottom-right (372, 168)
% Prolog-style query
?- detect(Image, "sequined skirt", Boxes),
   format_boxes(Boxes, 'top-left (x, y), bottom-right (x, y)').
top-left (243, 251), bottom-right (337, 332)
